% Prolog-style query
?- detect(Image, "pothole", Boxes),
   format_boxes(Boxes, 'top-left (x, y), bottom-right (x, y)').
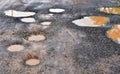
top-left (72, 16), bottom-right (109, 27)
top-left (106, 24), bottom-right (120, 44)
top-left (7, 44), bottom-right (24, 52)
top-left (49, 8), bottom-right (65, 13)
top-left (20, 18), bottom-right (36, 23)
top-left (4, 10), bottom-right (36, 17)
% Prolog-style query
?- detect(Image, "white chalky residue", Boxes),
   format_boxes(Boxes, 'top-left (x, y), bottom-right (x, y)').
top-left (72, 17), bottom-right (104, 27)
top-left (49, 8), bottom-right (65, 13)
top-left (20, 18), bottom-right (36, 23)
top-left (4, 10), bottom-right (35, 17)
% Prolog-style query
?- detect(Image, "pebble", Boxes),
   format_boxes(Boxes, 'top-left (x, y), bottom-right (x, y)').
top-left (7, 44), bottom-right (24, 52)
top-left (49, 8), bottom-right (65, 13)
top-left (20, 18), bottom-right (36, 23)
top-left (4, 10), bottom-right (36, 17)
top-left (72, 16), bottom-right (109, 27)
top-left (28, 34), bottom-right (46, 42)
top-left (98, 7), bottom-right (120, 14)
top-left (25, 59), bottom-right (40, 66)
top-left (107, 25), bottom-right (120, 44)
top-left (41, 21), bottom-right (52, 26)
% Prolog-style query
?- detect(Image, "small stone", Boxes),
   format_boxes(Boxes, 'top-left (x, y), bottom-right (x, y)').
top-left (4, 10), bottom-right (35, 17)
top-left (72, 16), bottom-right (109, 27)
top-left (107, 25), bottom-right (120, 44)
top-left (20, 18), bottom-right (36, 23)
top-left (28, 34), bottom-right (46, 42)
top-left (49, 8), bottom-right (65, 13)
top-left (37, 14), bottom-right (54, 20)
top-left (98, 7), bottom-right (120, 14)
top-left (7, 44), bottom-right (24, 52)
top-left (41, 21), bottom-right (52, 26)
top-left (25, 59), bottom-right (40, 66)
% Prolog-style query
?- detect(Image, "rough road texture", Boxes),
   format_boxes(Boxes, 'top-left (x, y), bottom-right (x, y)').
top-left (0, 0), bottom-right (120, 74)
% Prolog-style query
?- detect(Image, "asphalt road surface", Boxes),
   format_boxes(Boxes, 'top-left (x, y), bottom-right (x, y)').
top-left (0, 0), bottom-right (120, 74)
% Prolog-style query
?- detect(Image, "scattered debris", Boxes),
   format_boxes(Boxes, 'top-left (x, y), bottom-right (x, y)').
top-left (4, 10), bottom-right (36, 17)
top-left (20, 18), bottom-right (36, 23)
top-left (72, 16), bottom-right (109, 27)
top-left (98, 7), bottom-right (120, 14)
top-left (7, 44), bottom-right (24, 52)
top-left (107, 25), bottom-right (120, 44)
top-left (49, 8), bottom-right (65, 13)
